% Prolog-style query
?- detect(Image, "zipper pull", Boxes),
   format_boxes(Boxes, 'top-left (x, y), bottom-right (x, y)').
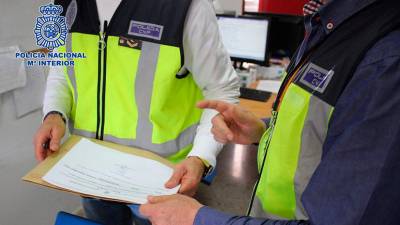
top-left (99, 20), bottom-right (108, 50)
top-left (99, 33), bottom-right (106, 50)
top-left (270, 110), bottom-right (278, 129)
top-left (262, 110), bottom-right (278, 154)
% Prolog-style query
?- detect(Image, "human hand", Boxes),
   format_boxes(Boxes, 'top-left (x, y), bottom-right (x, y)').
top-left (165, 156), bottom-right (205, 196)
top-left (197, 100), bottom-right (266, 145)
top-left (140, 194), bottom-right (203, 225)
top-left (33, 113), bottom-right (66, 161)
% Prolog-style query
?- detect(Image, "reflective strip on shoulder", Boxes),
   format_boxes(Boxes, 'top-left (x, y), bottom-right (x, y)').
top-left (294, 95), bottom-right (332, 219)
top-left (134, 41), bottom-right (160, 147)
top-left (255, 84), bottom-right (333, 219)
top-left (256, 84), bottom-right (311, 219)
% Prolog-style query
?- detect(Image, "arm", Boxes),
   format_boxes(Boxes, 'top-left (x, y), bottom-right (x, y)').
top-left (195, 206), bottom-right (309, 225)
top-left (164, 0), bottom-right (240, 195)
top-left (300, 31), bottom-right (400, 225)
top-left (42, 60), bottom-right (72, 119)
top-left (33, 55), bottom-right (72, 161)
top-left (139, 195), bottom-right (309, 225)
top-left (183, 0), bottom-right (240, 167)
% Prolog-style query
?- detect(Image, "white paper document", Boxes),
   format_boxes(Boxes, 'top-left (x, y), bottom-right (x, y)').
top-left (43, 139), bottom-right (179, 204)
top-left (256, 80), bottom-right (282, 94)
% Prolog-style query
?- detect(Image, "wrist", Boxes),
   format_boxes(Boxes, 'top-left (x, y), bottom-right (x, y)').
top-left (188, 156), bottom-right (206, 169)
top-left (188, 156), bottom-right (212, 177)
top-left (44, 111), bottom-right (66, 124)
top-left (192, 156), bottom-right (214, 178)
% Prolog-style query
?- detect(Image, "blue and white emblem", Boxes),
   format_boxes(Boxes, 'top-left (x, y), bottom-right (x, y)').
top-left (299, 63), bottom-right (334, 93)
top-left (34, 4), bottom-right (68, 50)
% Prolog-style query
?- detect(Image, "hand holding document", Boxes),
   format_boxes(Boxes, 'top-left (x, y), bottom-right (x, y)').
top-left (23, 136), bottom-right (179, 204)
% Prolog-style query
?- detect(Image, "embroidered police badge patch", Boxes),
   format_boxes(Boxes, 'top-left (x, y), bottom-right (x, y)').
top-left (299, 63), bottom-right (334, 93)
top-left (128, 20), bottom-right (164, 41)
top-left (34, 4), bottom-right (68, 50)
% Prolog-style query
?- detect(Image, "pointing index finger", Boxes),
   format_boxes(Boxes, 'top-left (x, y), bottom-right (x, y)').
top-left (196, 100), bottom-right (232, 114)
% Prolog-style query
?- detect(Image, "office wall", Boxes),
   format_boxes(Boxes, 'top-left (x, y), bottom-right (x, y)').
top-left (218, 0), bottom-right (243, 14)
top-left (0, 1), bottom-right (81, 225)
top-left (0, 0), bottom-right (45, 50)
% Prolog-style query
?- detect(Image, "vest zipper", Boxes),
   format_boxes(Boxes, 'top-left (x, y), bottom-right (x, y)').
top-left (246, 110), bottom-right (277, 215)
top-left (247, 58), bottom-right (308, 215)
top-left (96, 21), bottom-right (108, 140)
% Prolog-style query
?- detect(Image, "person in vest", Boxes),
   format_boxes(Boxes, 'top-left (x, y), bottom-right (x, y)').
top-left (33, 0), bottom-right (239, 224)
top-left (139, 0), bottom-right (400, 224)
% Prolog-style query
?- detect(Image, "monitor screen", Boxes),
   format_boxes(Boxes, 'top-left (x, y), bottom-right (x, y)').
top-left (243, 12), bottom-right (305, 58)
top-left (217, 16), bottom-right (269, 64)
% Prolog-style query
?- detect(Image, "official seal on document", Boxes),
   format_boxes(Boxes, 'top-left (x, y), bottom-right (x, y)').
top-left (34, 4), bottom-right (67, 50)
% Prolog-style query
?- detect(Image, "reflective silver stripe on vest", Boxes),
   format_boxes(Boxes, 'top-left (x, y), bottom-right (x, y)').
top-left (128, 41), bottom-right (196, 156)
top-left (72, 124), bottom-right (197, 157)
top-left (65, 0), bottom-right (78, 104)
top-left (103, 123), bottom-right (197, 157)
top-left (73, 128), bottom-right (97, 139)
top-left (293, 95), bottom-right (332, 219)
top-left (71, 41), bottom-right (197, 156)
top-left (250, 95), bottom-right (332, 220)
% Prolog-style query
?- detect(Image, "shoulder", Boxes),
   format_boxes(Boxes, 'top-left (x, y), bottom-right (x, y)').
top-left (359, 29), bottom-right (400, 66)
top-left (327, 29), bottom-right (400, 136)
top-left (187, 0), bottom-right (214, 17)
top-left (184, 0), bottom-right (217, 34)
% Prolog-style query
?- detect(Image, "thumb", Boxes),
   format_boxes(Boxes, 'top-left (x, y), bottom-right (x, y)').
top-left (139, 203), bottom-right (152, 217)
top-left (49, 127), bottom-right (63, 151)
top-left (165, 167), bottom-right (185, 188)
top-left (232, 106), bottom-right (254, 126)
top-left (148, 195), bottom-right (174, 204)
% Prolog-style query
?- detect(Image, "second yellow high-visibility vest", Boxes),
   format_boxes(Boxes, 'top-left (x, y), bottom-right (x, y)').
top-left (250, 0), bottom-right (400, 220)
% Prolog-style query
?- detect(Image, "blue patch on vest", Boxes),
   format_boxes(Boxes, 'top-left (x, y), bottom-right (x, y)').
top-left (299, 63), bottom-right (334, 93)
top-left (128, 21), bottom-right (164, 41)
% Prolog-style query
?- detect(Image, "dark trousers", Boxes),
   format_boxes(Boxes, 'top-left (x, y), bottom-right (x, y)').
top-left (82, 198), bottom-right (151, 225)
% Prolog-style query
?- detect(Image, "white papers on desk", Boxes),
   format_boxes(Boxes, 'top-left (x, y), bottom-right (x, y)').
top-left (256, 80), bottom-right (282, 94)
top-left (0, 46), bottom-right (26, 94)
top-left (43, 139), bottom-right (179, 204)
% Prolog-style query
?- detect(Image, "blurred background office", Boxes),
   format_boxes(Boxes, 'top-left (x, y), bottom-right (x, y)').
top-left (0, 0), bottom-right (306, 224)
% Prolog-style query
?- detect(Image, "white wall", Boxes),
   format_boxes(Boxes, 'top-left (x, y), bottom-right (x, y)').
top-left (0, 0), bottom-right (46, 50)
top-left (0, 1), bottom-right (81, 225)
top-left (217, 0), bottom-right (243, 15)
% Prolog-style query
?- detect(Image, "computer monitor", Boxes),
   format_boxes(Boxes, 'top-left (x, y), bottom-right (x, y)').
top-left (243, 12), bottom-right (305, 58)
top-left (217, 16), bottom-right (270, 65)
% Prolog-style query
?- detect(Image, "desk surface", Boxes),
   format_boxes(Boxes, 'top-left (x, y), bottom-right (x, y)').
top-left (238, 82), bottom-right (276, 119)
top-left (239, 96), bottom-right (275, 119)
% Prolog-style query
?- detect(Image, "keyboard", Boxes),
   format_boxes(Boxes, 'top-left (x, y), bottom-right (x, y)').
top-left (239, 87), bottom-right (271, 102)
